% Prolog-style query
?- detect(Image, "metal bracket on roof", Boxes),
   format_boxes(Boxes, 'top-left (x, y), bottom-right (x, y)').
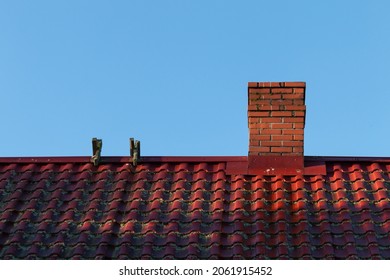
top-left (130, 138), bottom-right (141, 166)
top-left (91, 138), bottom-right (103, 166)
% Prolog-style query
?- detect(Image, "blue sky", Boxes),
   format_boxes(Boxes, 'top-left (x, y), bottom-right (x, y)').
top-left (1, 1), bottom-right (389, 157)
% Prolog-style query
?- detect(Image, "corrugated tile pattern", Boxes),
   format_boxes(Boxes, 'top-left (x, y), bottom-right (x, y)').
top-left (0, 160), bottom-right (390, 259)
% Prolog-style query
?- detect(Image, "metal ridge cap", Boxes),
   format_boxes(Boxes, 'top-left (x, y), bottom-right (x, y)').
top-left (305, 156), bottom-right (390, 162)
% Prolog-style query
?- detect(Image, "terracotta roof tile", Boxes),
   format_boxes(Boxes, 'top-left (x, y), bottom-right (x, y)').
top-left (1, 157), bottom-right (390, 259)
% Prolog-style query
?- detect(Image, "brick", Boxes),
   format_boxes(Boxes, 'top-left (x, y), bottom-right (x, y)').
top-left (283, 105), bottom-right (306, 111)
top-left (261, 129), bottom-right (282, 135)
top-left (271, 99), bottom-right (294, 105)
top-left (293, 88), bottom-right (305, 94)
top-left (282, 93), bottom-right (305, 100)
top-left (249, 128), bottom-right (260, 135)
top-left (260, 117), bottom-right (283, 123)
top-left (249, 119), bottom-right (258, 125)
top-left (294, 123), bottom-right (305, 129)
top-left (293, 147), bottom-right (304, 153)
top-left (251, 135), bottom-right (271, 141)
top-left (284, 117), bottom-right (305, 123)
top-left (254, 105), bottom-right (280, 111)
top-left (272, 123), bottom-right (293, 129)
top-left (261, 141), bottom-right (282, 147)
top-left (272, 135), bottom-right (293, 141)
top-left (261, 152), bottom-right (282, 156)
top-left (293, 99), bottom-right (304, 105)
top-left (258, 82), bottom-right (284, 88)
top-left (271, 111), bottom-right (292, 117)
top-left (263, 94), bottom-right (283, 100)
top-left (249, 123), bottom-right (270, 129)
top-left (293, 111), bottom-right (305, 117)
top-left (271, 147), bottom-right (293, 153)
top-left (284, 82), bottom-right (305, 88)
top-left (250, 81), bottom-right (305, 88)
top-left (249, 99), bottom-right (271, 106)
top-left (283, 141), bottom-right (303, 147)
top-left (283, 129), bottom-right (303, 135)
top-left (248, 88), bottom-right (271, 94)
top-left (248, 105), bottom-right (260, 111)
top-left (250, 139), bottom-right (260, 146)
top-left (248, 111), bottom-right (270, 117)
top-left (271, 88), bottom-right (293, 94)
top-left (249, 94), bottom-right (283, 100)
top-left (293, 134), bottom-right (304, 141)
top-left (249, 146), bottom-right (271, 152)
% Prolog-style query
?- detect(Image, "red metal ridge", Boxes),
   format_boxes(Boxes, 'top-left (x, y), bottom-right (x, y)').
top-left (305, 156), bottom-right (390, 162)
top-left (1, 156), bottom-right (389, 176)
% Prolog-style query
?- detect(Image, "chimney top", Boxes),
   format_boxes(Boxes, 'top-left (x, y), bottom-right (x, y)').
top-left (247, 81), bottom-right (306, 175)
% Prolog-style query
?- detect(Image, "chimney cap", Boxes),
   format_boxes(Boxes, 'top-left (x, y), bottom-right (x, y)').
top-left (248, 81), bottom-right (306, 88)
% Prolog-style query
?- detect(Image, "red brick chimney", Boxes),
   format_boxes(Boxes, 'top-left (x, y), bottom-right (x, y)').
top-left (247, 82), bottom-right (306, 175)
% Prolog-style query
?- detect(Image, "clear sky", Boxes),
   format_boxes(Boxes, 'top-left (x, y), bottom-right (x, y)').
top-left (1, 1), bottom-right (389, 157)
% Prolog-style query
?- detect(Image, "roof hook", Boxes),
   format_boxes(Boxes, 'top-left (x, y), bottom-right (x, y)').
top-left (130, 138), bottom-right (141, 166)
top-left (91, 138), bottom-right (103, 166)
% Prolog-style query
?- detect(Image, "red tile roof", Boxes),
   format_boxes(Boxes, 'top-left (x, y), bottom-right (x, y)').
top-left (1, 156), bottom-right (389, 259)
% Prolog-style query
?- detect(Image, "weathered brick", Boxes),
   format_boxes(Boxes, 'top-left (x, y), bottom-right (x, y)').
top-left (283, 129), bottom-right (303, 135)
top-left (248, 82), bottom-right (259, 88)
top-left (258, 82), bottom-right (285, 88)
top-left (260, 129), bottom-right (282, 135)
top-left (261, 94), bottom-right (283, 100)
top-left (260, 117), bottom-right (283, 123)
top-left (249, 123), bottom-right (271, 129)
top-left (248, 105), bottom-right (259, 111)
top-left (294, 123), bottom-right (305, 129)
top-left (271, 99), bottom-right (294, 106)
top-left (283, 105), bottom-right (306, 111)
top-left (249, 146), bottom-right (271, 152)
top-left (293, 146), bottom-right (304, 153)
top-left (248, 88), bottom-right (271, 94)
top-left (271, 147), bottom-right (293, 153)
top-left (249, 99), bottom-right (272, 106)
top-left (293, 99), bottom-right (304, 105)
top-left (261, 141), bottom-right (282, 147)
top-left (293, 111), bottom-right (305, 117)
top-left (284, 82), bottom-right (305, 88)
top-left (271, 111), bottom-right (293, 117)
top-left (283, 141), bottom-right (303, 147)
top-left (284, 117), bottom-right (305, 123)
top-left (293, 134), bottom-right (304, 141)
top-left (272, 135), bottom-right (293, 141)
top-left (282, 93), bottom-right (305, 99)
top-left (254, 105), bottom-right (280, 111)
top-left (293, 87), bottom-right (305, 94)
top-left (252, 135), bottom-right (271, 141)
top-left (248, 111), bottom-right (270, 117)
top-left (271, 88), bottom-right (293, 94)
top-left (272, 123), bottom-right (293, 129)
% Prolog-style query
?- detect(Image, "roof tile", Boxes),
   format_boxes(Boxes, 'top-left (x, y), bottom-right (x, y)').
top-left (1, 158), bottom-right (390, 259)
